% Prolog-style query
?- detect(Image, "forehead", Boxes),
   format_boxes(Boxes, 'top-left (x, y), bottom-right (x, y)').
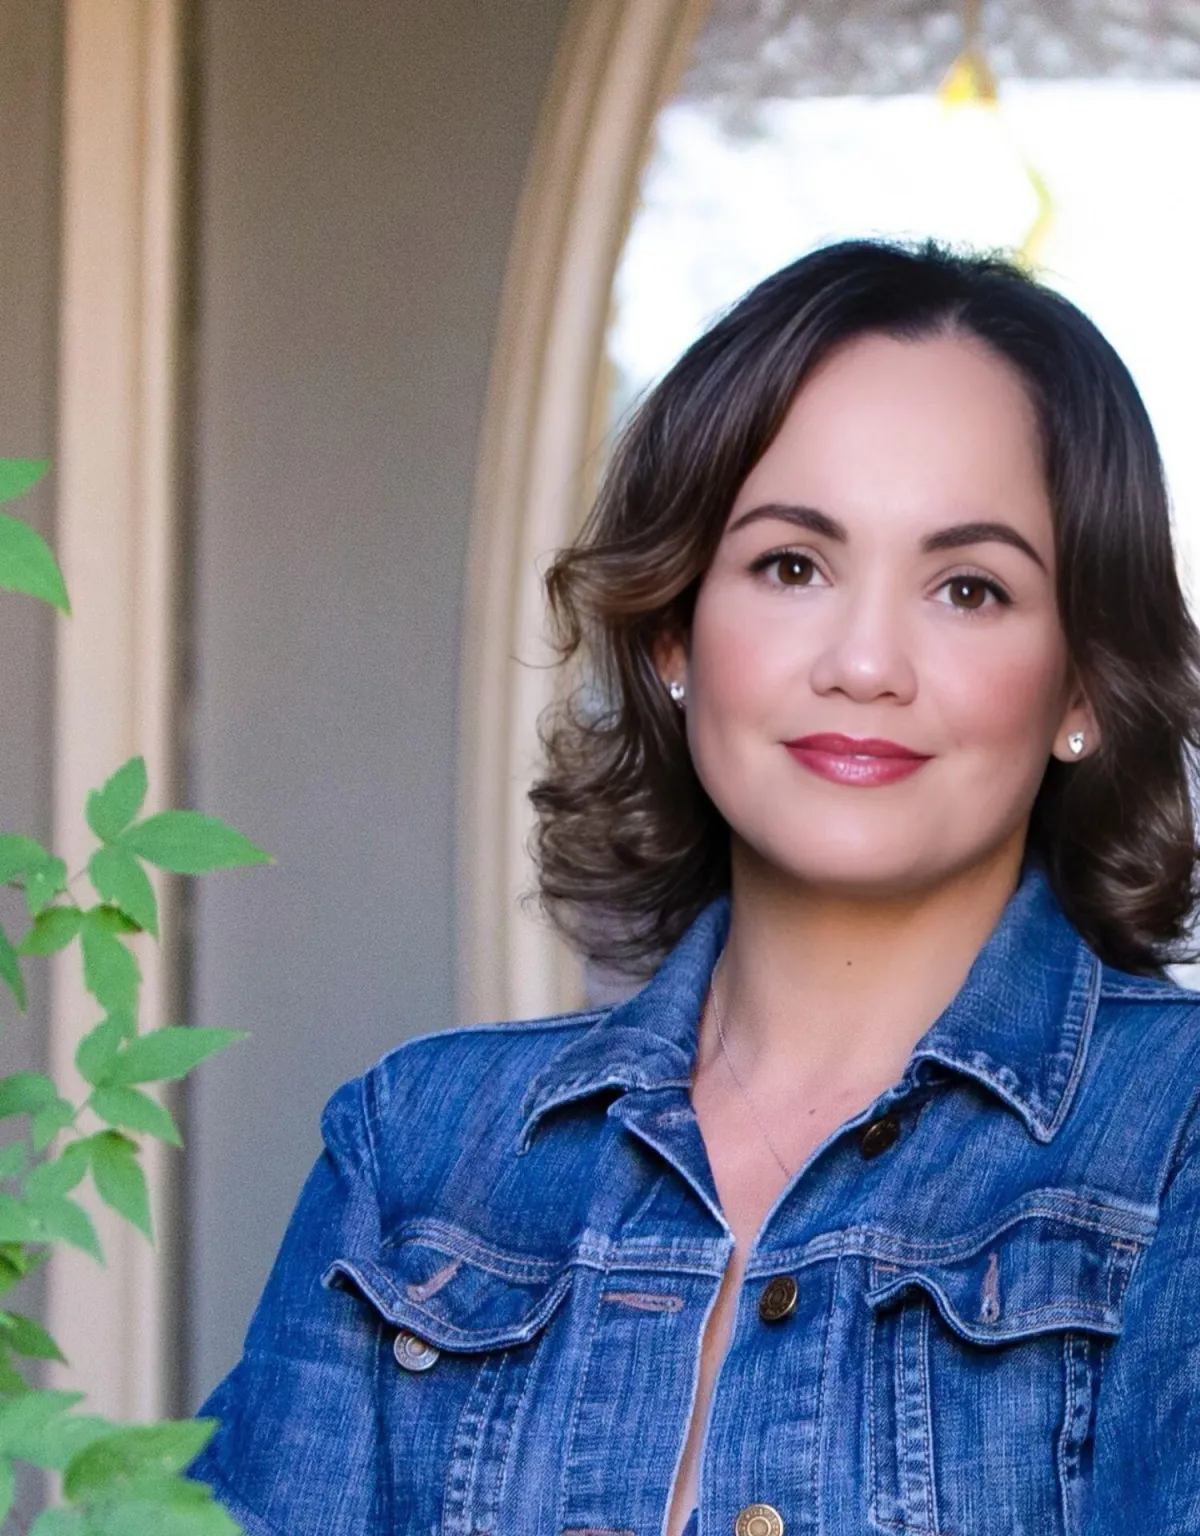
top-left (732, 330), bottom-right (1050, 529)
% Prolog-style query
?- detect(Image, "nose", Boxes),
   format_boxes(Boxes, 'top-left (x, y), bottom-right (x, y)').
top-left (808, 581), bottom-right (917, 704)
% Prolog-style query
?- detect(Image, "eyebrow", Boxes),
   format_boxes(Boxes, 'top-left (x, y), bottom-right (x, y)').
top-left (727, 502), bottom-right (1048, 572)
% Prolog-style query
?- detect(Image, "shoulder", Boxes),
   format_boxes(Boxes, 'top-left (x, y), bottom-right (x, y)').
top-left (367, 1003), bottom-right (615, 1112)
top-left (319, 1003), bottom-right (616, 1193)
top-left (1094, 961), bottom-right (1200, 1043)
top-left (1080, 962), bottom-right (1200, 1176)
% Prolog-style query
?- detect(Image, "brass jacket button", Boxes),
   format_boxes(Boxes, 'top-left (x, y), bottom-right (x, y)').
top-left (859, 1110), bottom-right (901, 1160)
top-left (735, 1503), bottom-right (784, 1536)
top-left (757, 1275), bottom-right (799, 1323)
top-left (393, 1328), bottom-right (440, 1372)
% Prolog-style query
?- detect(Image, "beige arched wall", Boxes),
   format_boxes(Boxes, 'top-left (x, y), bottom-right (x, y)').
top-left (458, 0), bottom-right (710, 1025)
top-left (50, 0), bottom-right (187, 1421)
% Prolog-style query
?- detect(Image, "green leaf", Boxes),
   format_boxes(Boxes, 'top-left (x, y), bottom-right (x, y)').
top-left (0, 1311), bottom-right (66, 1362)
top-left (0, 1452), bottom-right (13, 1524)
top-left (0, 1241), bottom-right (43, 1279)
top-left (29, 1508), bottom-right (88, 1536)
top-left (24, 1140), bottom-right (91, 1201)
top-left (31, 1096), bottom-right (76, 1153)
top-left (81, 912), bottom-right (140, 1018)
top-left (33, 1195), bottom-right (101, 1260)
top-left (86, 758), bottom-right (149, 844)
top-left (64, 1419), bottom-right (216, 1498)
top-left (0, 511), bottom-right (70, 612)
top-left (89, 1132), bottom-right (151, 1239)
top-left (87, 905), bottom-right (139, 936)
top-left (0, 838), bottom-right (63, 947)
top-left (87, 1491), bottom-right (243, 1536)
top-left (35, 1410), bottom-right (116, 1471)
top-left (120, 811), bottom-right (272, 874)
top-left (0, 926), bottom-right (24, 1011)
top-left (103, 1027), bottom-right (245, 1086)
top-left (0, 1390), bottom-right (80, 1466)
top-left (0, 1143), bottom-right (26, 1180)
top-left (0, 1194), bottom-right (41, 1242)
top-left (0, 1257), bottom-right (21, 1302)
top-left (76, 1017), bottom-right (126, 1087)
top-left (0, 459), bottom-right (49, 503)
top-left (89, 1086), bottom-right (181, 1147)
top-left (0, 833), bottom-right (47, 887)
top-left (17, 906), bottom-right (84, 956)
top-left (0, 1072), bottom-right (59, 1117)
top-left (110, 1007), bottom-right (137, 1039)
top-left (88, 846), bottom-right (158, 936)
top-left (0, 1353), bottom-right (29, 1393)
top-left (0, 1253), bottom-right (44, 1315)
top-left (25, 855), bottom-right (69, 918)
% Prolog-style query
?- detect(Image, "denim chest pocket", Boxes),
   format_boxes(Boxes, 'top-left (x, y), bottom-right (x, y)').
top-left (325, 1224), bottom-right (573, 1348)
top-left (325, 1223), bottom-right (576, 1535)
top-left (863, 1206), bottom-right (1144, 1536)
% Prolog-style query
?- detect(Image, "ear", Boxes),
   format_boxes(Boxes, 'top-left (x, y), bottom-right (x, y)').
top-left (1050, 682), bottom-right (1100, 763)
top-left (652, 630), bottom-right (688, 692)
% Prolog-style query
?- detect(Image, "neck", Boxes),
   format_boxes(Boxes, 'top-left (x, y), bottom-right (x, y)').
top-left (709, 835), bottom-right (1027, 1094)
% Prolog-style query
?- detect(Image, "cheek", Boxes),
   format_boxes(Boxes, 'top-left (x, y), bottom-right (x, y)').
top-left (688, 579), bottom-right (807, 712)
top-left (924, 623), bottom-right (1068, 759)
top-left (684, 581), bottom-right (817, 820)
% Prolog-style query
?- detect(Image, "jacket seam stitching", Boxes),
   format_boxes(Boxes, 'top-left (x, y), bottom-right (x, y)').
top-left (1159, 1065), bottom-right (1200, 1196)
top-left (557, 1269), bottom-right (606, 1535)
top-left (360, 1067), bottom-right (385, 1195)
top-left (1044, 952), bottom-right (1103, 1138)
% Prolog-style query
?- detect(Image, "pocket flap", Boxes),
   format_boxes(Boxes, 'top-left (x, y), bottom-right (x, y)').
top-left (865, 1210), bottom-right (1143, 1345)
top-left (323, 1222), bottom-right (573, 1351)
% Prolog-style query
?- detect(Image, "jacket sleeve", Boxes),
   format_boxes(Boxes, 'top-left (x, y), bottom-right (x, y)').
top-left (188, 1072), bottom-right (388, 1535)
top-left (1087, 1111), bottom-right (1200, 1531)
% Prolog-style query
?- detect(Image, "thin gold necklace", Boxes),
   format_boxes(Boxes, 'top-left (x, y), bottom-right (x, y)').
top-left (708, 951), bottom-right (794, 1180)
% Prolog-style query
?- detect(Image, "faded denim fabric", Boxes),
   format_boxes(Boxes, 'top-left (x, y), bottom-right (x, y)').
top-left (192, 861), bottom-right (1200, 1534)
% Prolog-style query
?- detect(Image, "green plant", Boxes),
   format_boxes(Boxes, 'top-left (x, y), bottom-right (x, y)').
top-left (0, 459), bottom-right (263, 1534)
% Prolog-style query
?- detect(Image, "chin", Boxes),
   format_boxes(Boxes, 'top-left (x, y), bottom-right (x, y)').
top-left (740, 819), bottom-right (977, 897)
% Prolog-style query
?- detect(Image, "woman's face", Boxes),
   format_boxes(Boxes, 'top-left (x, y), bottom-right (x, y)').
top-left (666, 329), bottom-right (1094, 898)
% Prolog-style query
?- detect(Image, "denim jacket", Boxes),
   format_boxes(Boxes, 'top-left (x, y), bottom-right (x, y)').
top-left (192, 862), bottom-right (1200, 1535)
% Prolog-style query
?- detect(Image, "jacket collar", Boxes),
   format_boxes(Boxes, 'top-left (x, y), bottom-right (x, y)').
top-left (517, 859), bottom-right (1100, 1152)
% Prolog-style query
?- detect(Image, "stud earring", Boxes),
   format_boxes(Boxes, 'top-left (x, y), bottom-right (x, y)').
top-left (1067, 731), bottom-right (1085, 757)
top-left (667, 679), bottom-right (686, 705)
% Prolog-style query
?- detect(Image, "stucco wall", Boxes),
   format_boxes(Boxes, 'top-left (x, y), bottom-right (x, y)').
top-left (188, 0), bottom-right (573, 1402)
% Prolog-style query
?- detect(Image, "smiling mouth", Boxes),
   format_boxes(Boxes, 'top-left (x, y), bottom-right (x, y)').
top-left (782, 733), bottom-right (932, 786)
top-left (786, 733), bottom-right (928, 758)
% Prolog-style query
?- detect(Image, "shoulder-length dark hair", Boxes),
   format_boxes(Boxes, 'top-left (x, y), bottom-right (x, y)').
top-left (529, 237), bottom-right (1200, 979)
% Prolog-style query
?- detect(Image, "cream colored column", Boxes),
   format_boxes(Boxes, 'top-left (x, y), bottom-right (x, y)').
top-left (458, 0), bottom-right (710, 1025)
top-left (49, 0), bottom-right (185, 1420)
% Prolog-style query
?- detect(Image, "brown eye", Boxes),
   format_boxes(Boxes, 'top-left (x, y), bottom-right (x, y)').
top-left (947, 576), bottom-right (990, 610)
top-left (775, 552), bottom-right (817, 586)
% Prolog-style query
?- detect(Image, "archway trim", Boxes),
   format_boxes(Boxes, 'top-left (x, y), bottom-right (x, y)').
top-left (457, 0), bottom-right (707, 1024)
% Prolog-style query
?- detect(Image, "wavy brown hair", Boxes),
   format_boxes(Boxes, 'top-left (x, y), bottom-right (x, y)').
top-left (529, 237), bottom-right (1200, 979)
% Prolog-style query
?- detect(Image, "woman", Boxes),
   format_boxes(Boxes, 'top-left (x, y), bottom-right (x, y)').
top-left (192, 238), bottom-right (1200, 1535)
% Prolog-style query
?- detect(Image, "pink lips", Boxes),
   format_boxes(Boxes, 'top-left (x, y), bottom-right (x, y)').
top-left (783, 732), bottom-right (932, 787)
